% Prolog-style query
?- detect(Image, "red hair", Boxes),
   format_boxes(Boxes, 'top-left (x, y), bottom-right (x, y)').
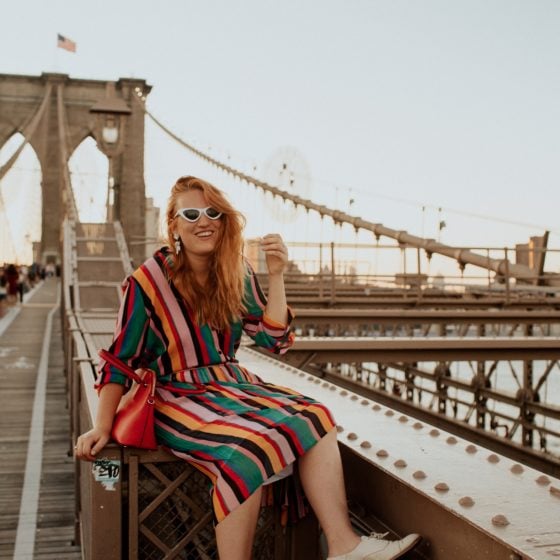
top-left (166, 176), bottom-right (247, 329)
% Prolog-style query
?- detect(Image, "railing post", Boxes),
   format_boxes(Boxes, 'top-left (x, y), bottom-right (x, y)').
top-left (78, 447), bottom-right (123, 559)
top-left (330, 242), bottom-right (336, 306)
top-left (504, 247), bottom-right (510, 305)
top-left (476, 324), bottom-right (488, 429)
top-left (522, 324), bottom-right (535, 448)
top-left (318, 242), bottom-right (324, 298)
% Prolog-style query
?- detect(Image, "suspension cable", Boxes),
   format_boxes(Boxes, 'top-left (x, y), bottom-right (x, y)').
top-left (0, 84), bottom-right (53, 182)
top-left (133, 94), bottom-right (546, 284)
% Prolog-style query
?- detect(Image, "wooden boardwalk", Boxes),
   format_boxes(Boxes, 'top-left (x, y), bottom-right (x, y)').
top-left (0, 279), bottom-right (81, 559)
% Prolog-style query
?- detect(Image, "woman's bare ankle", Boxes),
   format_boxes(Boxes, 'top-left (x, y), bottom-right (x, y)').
top-left (326, 533), bottom-right (361, 558)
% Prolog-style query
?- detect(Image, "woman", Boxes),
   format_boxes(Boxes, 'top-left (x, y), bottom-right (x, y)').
top-left (75, 176), bottom-right (420, 560)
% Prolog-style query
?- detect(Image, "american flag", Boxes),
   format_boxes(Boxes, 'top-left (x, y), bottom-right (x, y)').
top-left (57, 34), bottom-right (76, 53)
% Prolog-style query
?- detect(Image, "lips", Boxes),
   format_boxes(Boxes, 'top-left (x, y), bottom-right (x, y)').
top-left (195, 230), bottom-right (214, 238)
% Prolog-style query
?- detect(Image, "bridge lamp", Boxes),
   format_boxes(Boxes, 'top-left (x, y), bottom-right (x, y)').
top-left (102, 118), bottom-right (119, 144)
top-left (89, 86), bottom-right (132, 154)
top-left (89, 84), bottom-right (132, 221)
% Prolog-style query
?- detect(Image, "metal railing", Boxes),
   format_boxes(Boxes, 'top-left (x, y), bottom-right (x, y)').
top-left (274, 336), bottom-right (560, 477)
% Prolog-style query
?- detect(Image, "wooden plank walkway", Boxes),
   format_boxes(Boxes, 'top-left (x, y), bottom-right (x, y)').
top-left (0, 279), bottom-right (81, 559)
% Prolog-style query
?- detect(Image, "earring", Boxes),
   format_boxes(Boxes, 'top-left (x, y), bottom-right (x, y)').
top-left (173, 234), bottom-right (181, 254)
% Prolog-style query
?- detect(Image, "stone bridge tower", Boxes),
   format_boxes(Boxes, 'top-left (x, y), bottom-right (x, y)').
top-left (0, 72), bottom-right (151, 265)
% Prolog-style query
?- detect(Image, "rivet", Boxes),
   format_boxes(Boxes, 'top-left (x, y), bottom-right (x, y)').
top-left (336, 425), bottom-right (344, 433)
top-left (526, 537), bottom-right (540, 543)
top-left (546, 550), bottom-right (560, 557)
top-left (491, 514), bottom-right (509, 527)
top-left (536, 475), bottom-right (551, 486)
top-left (298, 372), bottom-right (305, 377)
top-left (340, 390), bottom-right (348, 396)
top-left (307, 376), bottom-right (315, 382)
top-left (550, 486), bottom-right (560, 499)
top-left (435, 482), bottom-right (449, 493)
top-left (314, 379), bottom-right (321, 384)
top-left (446, 436), bottom-right (458, 445)
top-left (347, 432), bottom-right (358, 441)
top-left (385, 410), bottom-right (395, 417)
top-left (459, 496), bottom-right (475, 507)
top-left (487, 454), bottom-right (500, 464)
top-left (398, 415), bottom-right (409, 423)
top-left (510, 464), bottom-right (524, 475)
top-left (465, 445), bottom-right (477, 454)
top-left (329, 386), bottom-right (336, 391)
top-left (322, 382), bottom-right (330, 388)
top-left (413, 422), bottom-right (423, 430)
top-left (394, 459), bottom-right (407, 468)
top-left (361, 399), bottom-right (369, 406)
top-left (376, 449), bottom-right (388, 458)
top-left (429, 429), bottom-right (440, 437)
top-left (413, 470), bottom-right (426, 480)
top-left (372, 404), bottom-right (381, 411)
top-left (360, 441), bottom-right (372, 449)
top-left (350, 395), bottom-right (358, 401)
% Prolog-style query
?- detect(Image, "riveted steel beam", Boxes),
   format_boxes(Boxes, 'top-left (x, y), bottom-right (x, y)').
top-left (281, 337), bottom-right (560, 363)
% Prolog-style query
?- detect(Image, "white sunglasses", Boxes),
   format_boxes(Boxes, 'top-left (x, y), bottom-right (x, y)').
top-left (175, 207), bottom-right (223, 223)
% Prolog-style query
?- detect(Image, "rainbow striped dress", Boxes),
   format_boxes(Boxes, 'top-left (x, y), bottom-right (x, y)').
top-left (96, 248), bottom-right (335, 523)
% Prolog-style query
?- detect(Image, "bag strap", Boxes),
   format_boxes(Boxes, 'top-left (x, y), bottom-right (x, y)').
top-left (99, 349), bottom-right (145, 385)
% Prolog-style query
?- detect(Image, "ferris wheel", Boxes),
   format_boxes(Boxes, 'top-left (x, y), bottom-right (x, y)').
top-left (261, 146), bottom-right (312, 224)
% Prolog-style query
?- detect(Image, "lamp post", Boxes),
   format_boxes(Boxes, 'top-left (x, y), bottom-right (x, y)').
top-left (89, 83), bottom-right (131, 222)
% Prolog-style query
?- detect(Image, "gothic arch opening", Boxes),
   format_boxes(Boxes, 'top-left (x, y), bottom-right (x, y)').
top-left (69, 136), bottom-right (109, 223)
top-left (0, 133), bottom-right (42, 264)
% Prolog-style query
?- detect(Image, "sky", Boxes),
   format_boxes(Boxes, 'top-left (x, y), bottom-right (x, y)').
top-left (1, 0), bottom-right (559, 271)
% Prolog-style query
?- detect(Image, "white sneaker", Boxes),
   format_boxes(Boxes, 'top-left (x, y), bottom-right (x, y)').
top-left (328, 532), bottom-right (422, 560)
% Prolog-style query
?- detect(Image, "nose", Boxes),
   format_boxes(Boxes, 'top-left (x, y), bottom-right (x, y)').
top-left (197, 213), bottom-right (212, 226)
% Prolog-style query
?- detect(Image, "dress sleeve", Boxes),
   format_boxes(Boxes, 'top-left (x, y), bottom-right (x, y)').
top-left (95, 276), bottom-right (150, 392)
top-left (241, 262), bottom-right (295, 355)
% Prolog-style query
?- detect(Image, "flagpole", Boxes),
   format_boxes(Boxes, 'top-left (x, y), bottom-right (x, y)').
top-left (52, 37), bottom-right (59, 73)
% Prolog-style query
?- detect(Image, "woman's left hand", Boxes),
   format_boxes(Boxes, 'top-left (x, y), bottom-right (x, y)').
top-left (260, 234), bottom-right (288, 276)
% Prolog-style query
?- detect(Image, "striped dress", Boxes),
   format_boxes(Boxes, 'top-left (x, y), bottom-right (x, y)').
top-left (96, 248), bottom-right (336, 523)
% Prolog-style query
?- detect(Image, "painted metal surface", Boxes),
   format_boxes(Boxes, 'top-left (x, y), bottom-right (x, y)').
top-left (239, 346), bottom-right (560, 560)
top-left (284, 335), bottom-right (560, 361)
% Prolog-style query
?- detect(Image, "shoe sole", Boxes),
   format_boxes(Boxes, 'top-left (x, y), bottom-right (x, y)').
top-left (386, 534), bottom-right (422, 560)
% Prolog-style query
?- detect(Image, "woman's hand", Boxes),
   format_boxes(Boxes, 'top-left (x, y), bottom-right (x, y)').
top-left (74, 426), bottom-right (111, 461)
top-left (260, 234), bottom-right (288, 276)
top-left (74, 382), bottom-right (124, 461)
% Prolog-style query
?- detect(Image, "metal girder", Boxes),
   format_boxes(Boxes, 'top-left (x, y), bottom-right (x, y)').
top-left (281, 336), bottom-right (560, 363)
top-left (240, 347), bottom-right (560, 560)
top-left (286, 295), bottom-right (560, 309)
top-left (292, 308), bottom-right (560, 325)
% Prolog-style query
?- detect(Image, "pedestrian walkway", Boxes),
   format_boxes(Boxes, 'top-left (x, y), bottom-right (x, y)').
top-left (0, 278), bottom-right (81, 559)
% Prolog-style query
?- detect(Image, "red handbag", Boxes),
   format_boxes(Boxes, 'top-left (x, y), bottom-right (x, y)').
top-left (99, 349), bottom-right (158, 450)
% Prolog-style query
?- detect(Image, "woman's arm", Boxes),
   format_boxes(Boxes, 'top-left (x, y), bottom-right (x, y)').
top-left (260, 234), bottom-right (289, 325)
top-left (74, 383), bottom-right (124, 461)
top-left (75, 276), bottom-right (152, 460)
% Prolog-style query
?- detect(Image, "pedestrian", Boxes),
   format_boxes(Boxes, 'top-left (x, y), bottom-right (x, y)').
top-left (75, 176), bottom-right (420, 560)
top-left (5, 264), bottom-right (19, 305)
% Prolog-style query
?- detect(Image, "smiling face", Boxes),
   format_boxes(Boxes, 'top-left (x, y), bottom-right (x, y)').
top-left (172, 188), bottom-right (223, 263)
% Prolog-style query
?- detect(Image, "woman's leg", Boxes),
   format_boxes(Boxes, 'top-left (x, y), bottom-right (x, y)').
top-left (298, 429), bottom-right (360, 557)
top-left (215, 486), bottom-right (263, 560)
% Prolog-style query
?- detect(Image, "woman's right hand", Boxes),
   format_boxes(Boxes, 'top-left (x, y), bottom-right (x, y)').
top-left (74, 426), bottom-right (111, 461)
top-left (74, 382), bottom-right (125, 461)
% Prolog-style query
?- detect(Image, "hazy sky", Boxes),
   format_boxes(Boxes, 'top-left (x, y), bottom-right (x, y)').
top-left (1, 0), bottom-right (559, 265)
